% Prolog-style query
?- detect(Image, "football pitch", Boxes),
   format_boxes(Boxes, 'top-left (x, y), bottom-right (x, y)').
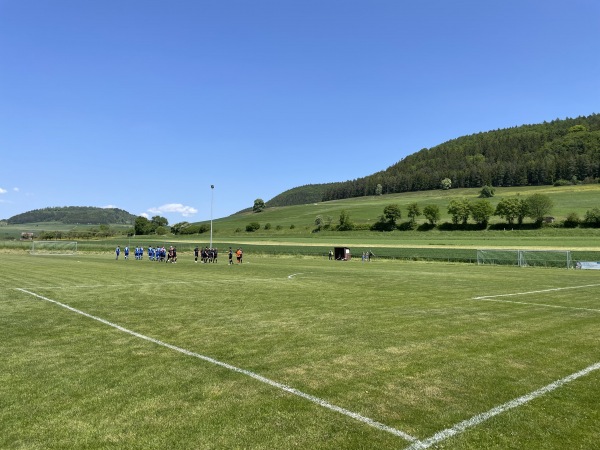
top-left (1, 253), bottom-right (599, 449)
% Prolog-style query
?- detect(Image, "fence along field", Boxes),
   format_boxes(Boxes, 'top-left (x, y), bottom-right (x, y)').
top-left (1, 253), bottom-right (599, 449)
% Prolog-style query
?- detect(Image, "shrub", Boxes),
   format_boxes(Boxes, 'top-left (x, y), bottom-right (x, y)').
top-left (440, 178), bottom-right (452, 190)
top-left (479, 185), bottom-right (495, 198)
top-left (246, 222), bottom-right (260, 232)
top-left (584, 208), bottom-right (600, 227)
top-left (337, 210), bottom-right (354, 231)
top-left (180, 224), bottom-right (210, 234)
top-left (264, 223), bottom-right (272, 230)
top-left (563, 212), bottom-right (580, 228)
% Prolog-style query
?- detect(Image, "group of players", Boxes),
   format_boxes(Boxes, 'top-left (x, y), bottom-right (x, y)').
top-left (115, 245), bottom-right (179, 262)
top-left (115, 245), bottom-right (243, 265)
top-left (193, 246), bottom-right (219, 263)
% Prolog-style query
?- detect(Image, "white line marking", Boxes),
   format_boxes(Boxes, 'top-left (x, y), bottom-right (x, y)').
top-left (473, 283), bottom-right (600, 300)
top-left (16, 288), bottom-right (420, 445)
top-left (474, 297), bottom-right (600, 313)
top-left (405, 361), bottom-right (600, 450)
top-left (13, 278), bottom-right (277, 291)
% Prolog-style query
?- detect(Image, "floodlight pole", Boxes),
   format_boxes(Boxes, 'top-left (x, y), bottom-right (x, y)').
top-left (210, 184), bottom-right (214, 248)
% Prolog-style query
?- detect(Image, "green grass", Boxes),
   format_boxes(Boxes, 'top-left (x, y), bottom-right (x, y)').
top-left (1, 253), bottom-right (599, 448)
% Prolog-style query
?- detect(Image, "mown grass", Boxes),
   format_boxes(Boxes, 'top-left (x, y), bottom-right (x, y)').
top-left (1, 253), bottom-right (599, 449)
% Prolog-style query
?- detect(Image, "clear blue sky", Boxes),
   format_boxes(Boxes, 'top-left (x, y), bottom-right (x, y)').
top-left (1, 0), bottom-right (599, 224)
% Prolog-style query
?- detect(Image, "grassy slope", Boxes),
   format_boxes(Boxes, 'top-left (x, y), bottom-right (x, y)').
top-left (211, 184), bottom-right (600, 234)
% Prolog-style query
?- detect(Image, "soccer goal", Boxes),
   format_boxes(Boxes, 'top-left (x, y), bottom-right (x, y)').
top-left (30, 241), bottom-right (78, 255)
top-left (477, 249), bottom-right (572, 269)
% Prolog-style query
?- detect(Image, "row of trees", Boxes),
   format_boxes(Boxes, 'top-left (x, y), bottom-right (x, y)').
top-left (313, 194), bottom-right (600, 232)
top-left (134, 215), bottom-right (169, 235)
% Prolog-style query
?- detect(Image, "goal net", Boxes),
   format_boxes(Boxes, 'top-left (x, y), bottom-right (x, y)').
top-left (477, 249), bottom-right (572, 269)
top-left (30, 241), bottom-right (78, 255)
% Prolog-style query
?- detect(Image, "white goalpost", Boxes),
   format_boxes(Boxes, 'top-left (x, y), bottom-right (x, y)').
top-left (477, 249), bottom-right (572, 269)
top-left (30, 241), bottom-right (78, 255)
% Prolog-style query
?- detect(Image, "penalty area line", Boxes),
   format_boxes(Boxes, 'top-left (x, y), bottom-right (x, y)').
top-left (15, 288), bottom-right (420, 445)
top-left (405, 360), bottom-right (600, 450)
top-left (473, 283), bottom-right (600, 300)
top-left (473, 297), bottom-right (600, 313)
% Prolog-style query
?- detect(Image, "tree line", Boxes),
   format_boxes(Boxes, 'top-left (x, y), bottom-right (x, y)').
top-left (322, 114), bottom-right (600, 201)
top-left (310, 193), bottom-right (600, 232)
top-left (254, 114), bottom-right (600, 208)
top-left (7, 206), bottom-right (136, 225)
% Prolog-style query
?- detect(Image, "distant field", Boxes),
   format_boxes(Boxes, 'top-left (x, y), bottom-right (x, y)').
top-left (2, 254), bottom-right (599, 448)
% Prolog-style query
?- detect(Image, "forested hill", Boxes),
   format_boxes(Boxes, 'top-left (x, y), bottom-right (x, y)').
top-left (267, 114), bottom-right (600, 207)
top-left (7, 206), bottom-right (136, 225)
top-left (266, 183), bottom-right (337, 208)
top-left (321, 114), bottom-right (600, 201)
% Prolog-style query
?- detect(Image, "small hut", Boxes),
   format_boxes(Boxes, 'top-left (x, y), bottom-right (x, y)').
top-left (334, 247), bottom-right (351, 261)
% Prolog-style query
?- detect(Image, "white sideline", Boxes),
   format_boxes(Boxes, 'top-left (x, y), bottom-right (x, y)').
top-left (15, 288), bottom-right (420, 445)
top-left (474, 297), bottom-right (600, 313)
top-left (473, 283), bottom-right (600, 300)
top-left (405, 361), bottom-right (600, 449)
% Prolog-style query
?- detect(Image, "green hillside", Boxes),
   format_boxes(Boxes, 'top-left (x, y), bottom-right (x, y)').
top-left (266, 183), bottom-right (336, 208)
top-left (202, 184), bottom-right (600, 236)
top-left (267, 113), bottom-right (600, 206)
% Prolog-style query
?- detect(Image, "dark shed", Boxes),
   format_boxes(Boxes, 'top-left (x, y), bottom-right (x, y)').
top-left (334, 247), bottom-right (351, 261)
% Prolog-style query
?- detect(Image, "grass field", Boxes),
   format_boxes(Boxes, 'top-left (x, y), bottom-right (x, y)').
top-left (1, 253), bottom-right (599, 449)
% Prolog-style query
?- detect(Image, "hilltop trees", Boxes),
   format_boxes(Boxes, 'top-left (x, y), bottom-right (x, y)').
top-left (7, 206), bottom-right (135, 225)
top-left (320, 114), bottom-right (600, 203)
top-left (253, 198), bottom-right (266, 213)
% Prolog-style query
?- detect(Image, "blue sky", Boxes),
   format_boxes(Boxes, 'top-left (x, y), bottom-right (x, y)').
top-left (1, 0), bottom-right (599, 224)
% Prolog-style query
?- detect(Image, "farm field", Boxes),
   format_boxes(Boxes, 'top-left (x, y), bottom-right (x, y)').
top-left (1, 253), bottom-right (599, 449)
